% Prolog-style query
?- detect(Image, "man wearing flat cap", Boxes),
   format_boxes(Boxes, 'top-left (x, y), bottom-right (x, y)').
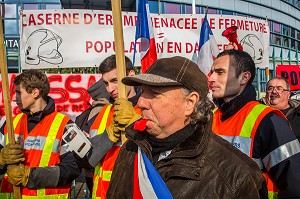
top-left (106, 56), bottom-right (268, 198)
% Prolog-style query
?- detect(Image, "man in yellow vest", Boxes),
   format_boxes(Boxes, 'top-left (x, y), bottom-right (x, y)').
top-left (75, 55), bottom-right (141, 199)
top-left (0, 69), bottom-right (81, 198)
top-left (208, 49), bottom-right (300, 198)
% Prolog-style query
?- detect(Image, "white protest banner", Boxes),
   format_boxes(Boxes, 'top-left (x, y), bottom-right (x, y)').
top-left (0, 74), bottom-right (102, 120)
top-left (20, 10), bottom-right (269, 69)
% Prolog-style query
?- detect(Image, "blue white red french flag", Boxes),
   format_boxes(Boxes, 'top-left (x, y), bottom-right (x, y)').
top-left (134, 0), bottom-right (157, 73)
top-left (133, 147), bottom-right (173, 199)
top-left (197, 13), bottom-right (219, 75)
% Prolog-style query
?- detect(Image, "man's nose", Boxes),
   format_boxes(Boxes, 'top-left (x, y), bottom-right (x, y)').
top-left (137, 96), bottom-right (147, 110)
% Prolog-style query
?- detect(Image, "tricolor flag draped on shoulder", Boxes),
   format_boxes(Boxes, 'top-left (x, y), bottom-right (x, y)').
top-left (133, 147), bottom-right (173, 199)
top-left (133, 0), bottom-right (158, 73)
top-left (197, 12), bottom-right (219, 75)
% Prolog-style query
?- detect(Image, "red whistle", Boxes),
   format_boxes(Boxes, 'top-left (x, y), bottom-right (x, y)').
top-left (134, 119), bottom-right (147, 131)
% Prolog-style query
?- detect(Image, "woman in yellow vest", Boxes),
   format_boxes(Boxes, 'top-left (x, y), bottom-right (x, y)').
top-left (0, 69), bottom-right (81, 199)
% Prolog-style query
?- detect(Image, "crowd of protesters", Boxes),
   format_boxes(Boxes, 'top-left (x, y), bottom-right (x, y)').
top-left (1, 44), bottom-right (300, 199)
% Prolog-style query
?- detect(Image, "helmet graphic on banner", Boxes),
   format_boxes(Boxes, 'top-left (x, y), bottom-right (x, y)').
top-left (24, 29), bottom-right (63, 65)
top-left (240, 34), bottom-right (264, 64)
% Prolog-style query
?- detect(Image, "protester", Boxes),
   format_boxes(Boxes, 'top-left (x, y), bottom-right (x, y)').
top-left (107, 56), bottom-right (268, 198)
top-left (75, 79), bottom-right (110, 195)
top-left (208, 49), bottom-right (300, 198)
top-left (76, 55), bottom-right (141, 199)
top-left (260, 76), bottom-right (300, 142)
top-left (0, 69), bottom-right (81, 198)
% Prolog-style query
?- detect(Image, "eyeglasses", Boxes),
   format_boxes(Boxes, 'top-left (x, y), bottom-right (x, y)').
top-left (267, 86), bottom-right (290, 93)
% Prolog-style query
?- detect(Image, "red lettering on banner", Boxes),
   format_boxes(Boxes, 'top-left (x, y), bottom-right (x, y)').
top-left (72, 104), bottom-right (88, 112)
top-left (28, 14), bottom-right (37, 26)
top-left (167, 42), bottom-right (182, 53)
top-left (185, 42), bottom-right (199, 53)
top-left (0, 74), bottom-right (16, 104)
top-left (152, 17), bottom-right (199, 29)
top-left (276, 65), bottom-right (300, 90)
top-left (218, 18), bottom-right (267, 33)
top-left (57, 104), bottom-right (69, 112)
top-left (124, 15), bottom-right (136, 26)
top-left (84, 13), bottom-right (93, 24)
top-left (156, 42), bottom-right (163, 53)
top-left (48, 75), bottom-right (69, 103)
top-left (105, 14), bottom-right (113, 25)
top-left (65, 75), bottom-right (88, 103)
top-left (25, 13), bottom-right (80, 26)
top-left (37, 14), bottom-right (44, 25)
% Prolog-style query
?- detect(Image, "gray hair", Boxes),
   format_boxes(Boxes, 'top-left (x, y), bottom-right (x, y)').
top-left (182, 88), bottom-right (214, 125)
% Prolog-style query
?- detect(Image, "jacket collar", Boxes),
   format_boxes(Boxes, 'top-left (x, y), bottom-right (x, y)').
top-left (23, 96), bottom-right (56, 122)
top-left (126, 120), bottom-right (212, 163)
top-left (214, 84), bottom-right (257, 121)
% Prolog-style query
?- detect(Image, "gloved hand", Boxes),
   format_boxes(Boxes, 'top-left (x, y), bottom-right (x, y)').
top-left (106, 123), bottom-right (121, 143)
top-left (7, 164), bottom-right (30, 187)
top-left (113, 98), bottom-right (141, 131)
top-left (0, 143), bottom-right (24, 166)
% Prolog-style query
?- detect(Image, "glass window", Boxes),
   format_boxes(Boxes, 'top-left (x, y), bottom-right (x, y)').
top-left (46, 4), bottom-right (61, 9)
top-left (165, 2), bottom-right (181, 14)
top-left (291, 28), bottom-right (295, 38)
top-left (21, 0), bottom-right (40, 3)
top-left (4, 4), bottom-right (17, 18)
top-left (43, 0), bottom-right (60, 2)
top-left (222, 10), bottom-right (233, 15)
top-left (207, 8), bottom-right (217, 14)
top-left (185, 5), bottom-right (192, 14)
top-left (236, 12), bottom-right (248, 17)
top-left (282, 25), bottom-right (290, 36)
top-left (149, 1), bottom-right (159, 13)
top-left (291, 39), bottom-right (296, 49)
top-left (185, 5), bottom-right (200, 14)
top-left (297, 30), bottom-right (300, 40)
top-left (273, 22), bottom-right (280, 33)
top-left (283, 36), bottom-right (289, 47)
top-left (272, 34), bottom-right (281, 45)
top-left (4, 19), bottom-right (18, 34)
top-left (24, 4), bottom-right (39, 10)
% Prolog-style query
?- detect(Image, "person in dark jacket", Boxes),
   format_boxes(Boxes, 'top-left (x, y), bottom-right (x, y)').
top-left (208, 49), bottom-right (300, 199)
top-left (260, 76), bottom-right (300, 142)
top-left (75, 79), bottom-right (110, 195)
top-left (0, 69), bottom-right (81, 198)
top-left (107, 56), bottom-right (268, 199)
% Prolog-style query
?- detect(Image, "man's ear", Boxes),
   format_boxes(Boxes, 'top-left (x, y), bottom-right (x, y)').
top-left (128, 69), bottom-right (136, 76)
top-left (31, 88), bottom-right (40, 99)
top-left (185, 91), bottom-right (199, 117)
top-left (240, 71), bottom-right (251, 85)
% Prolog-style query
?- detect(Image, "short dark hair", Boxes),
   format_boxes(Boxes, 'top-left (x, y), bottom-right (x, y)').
top-left (267, 76), bottom-right (290, 90)
top-left (217, 50), bottom-right (256, 84)
top-left (14, 69), bottom-right (50, 100)
top-left (99, 55), bottom-right (133, 75)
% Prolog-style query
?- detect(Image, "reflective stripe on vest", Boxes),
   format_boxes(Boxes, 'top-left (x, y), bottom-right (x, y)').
top-left (1, 112), bottom-right (69, 199)
top-left (0, 193), bottom-right (14, 199)
top-left (36, 112), bottom-right (64, 198)
top-left (0, 113), bottom-right (24, 199)
top-left (213, 102), bottom-right (281, 198)
top-left (5, 113), bottom-right (24, 145)
top-left (92, 105), bottom-right (113, 199)
top-left (92, 105), bottom-right (140, 199)
top-left (90, 104), bottom-right (113, 138)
